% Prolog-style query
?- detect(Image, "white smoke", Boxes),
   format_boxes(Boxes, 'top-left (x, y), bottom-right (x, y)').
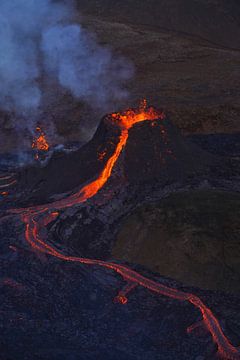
top-left (0, 0), bottom-right (133, 126)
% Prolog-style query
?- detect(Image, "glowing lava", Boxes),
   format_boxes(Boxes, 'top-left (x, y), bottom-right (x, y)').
top-left (111, 98), bottom-right (163, 129)
top-left (1, 191), bottom-right (8, 196)
top-left (9, 101), bottom-right (240, 359)
top-left (32, 127), bottom-right (49, 159)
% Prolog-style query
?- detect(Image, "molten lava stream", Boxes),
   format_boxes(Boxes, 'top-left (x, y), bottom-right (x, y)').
top-left (11, 102), bottom-right (240, 359)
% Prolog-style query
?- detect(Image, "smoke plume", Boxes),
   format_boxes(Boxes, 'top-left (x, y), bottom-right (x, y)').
top-left (0, 0), bottom-right (133, 129)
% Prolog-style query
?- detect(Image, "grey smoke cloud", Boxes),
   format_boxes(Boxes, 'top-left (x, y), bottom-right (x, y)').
top-left (0, 0), bottom-right (133, 122)
top-left (42, 23), bottom-right (133, 109)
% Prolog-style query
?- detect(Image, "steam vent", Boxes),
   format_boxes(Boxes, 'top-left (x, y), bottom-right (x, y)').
top-left (0, 2), bottom-right (240, 358)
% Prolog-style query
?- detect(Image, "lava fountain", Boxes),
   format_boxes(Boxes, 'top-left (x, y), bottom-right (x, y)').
top-left (32, 126), bottom-right (49, 160)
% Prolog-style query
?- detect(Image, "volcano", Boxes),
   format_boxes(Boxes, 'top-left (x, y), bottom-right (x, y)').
top-left (1, 102), bottom-right (240, 360)
top-left (13, 102), bottom-right (219, 207)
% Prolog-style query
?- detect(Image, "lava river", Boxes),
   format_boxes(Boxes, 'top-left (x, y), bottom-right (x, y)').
top-left (9, 102), bottom-right (240, 359)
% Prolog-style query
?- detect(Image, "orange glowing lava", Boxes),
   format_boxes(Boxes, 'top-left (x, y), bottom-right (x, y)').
top-left (9, 101), bottom-right (240, 360)
top-left (1, 191), bottom-right (8, 196)
top-left (111, 99), bottom-right (164, 129)
top-left (78, 101), bottom-right (164, 201)
top-left (32, 127), bottom-right (49, 153)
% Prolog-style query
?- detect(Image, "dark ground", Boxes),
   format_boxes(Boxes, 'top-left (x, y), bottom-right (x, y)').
top-left (1, 115), bottom-right (240, 359)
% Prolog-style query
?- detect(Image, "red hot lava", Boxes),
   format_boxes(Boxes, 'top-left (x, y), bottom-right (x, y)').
top-left (1, 191), bottom-right (8, 197)
top-left (32, 126), bottom-right (49, 160)
top-left (10, 101), bottom-right (240, 359)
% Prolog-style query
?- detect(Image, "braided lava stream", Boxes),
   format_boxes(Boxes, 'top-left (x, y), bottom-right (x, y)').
top-left (9, 102), bottom-right (240, 359)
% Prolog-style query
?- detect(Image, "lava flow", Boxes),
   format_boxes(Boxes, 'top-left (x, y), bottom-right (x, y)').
top-left (10, 101), bottom-right (240, 359)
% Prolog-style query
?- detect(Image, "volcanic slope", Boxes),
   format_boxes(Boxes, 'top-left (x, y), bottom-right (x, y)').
top-left (13, 109), bottom-right (220, 207)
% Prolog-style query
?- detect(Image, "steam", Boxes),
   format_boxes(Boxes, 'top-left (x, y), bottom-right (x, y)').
top-left (0, 0), bottom-right (133, 127)
top-left (42, 24), bottom-right (133, 109)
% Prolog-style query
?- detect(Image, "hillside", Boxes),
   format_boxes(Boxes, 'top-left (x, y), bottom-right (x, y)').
top-left (78, 0), bottom-right (240, 49)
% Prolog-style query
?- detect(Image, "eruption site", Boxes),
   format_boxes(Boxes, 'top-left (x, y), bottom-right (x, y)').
top-left (31, 126), bottom-right (49, 160)
top-left (8, 101), bottom-right (240, 360)
top-left (0, 0), bottom-right (133, 155)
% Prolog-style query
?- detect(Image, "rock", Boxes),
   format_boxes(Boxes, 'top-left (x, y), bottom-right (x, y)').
top-left (15, 115), bottom-right (121, 206)
top-left (124, 118), bottom-right (218, 184)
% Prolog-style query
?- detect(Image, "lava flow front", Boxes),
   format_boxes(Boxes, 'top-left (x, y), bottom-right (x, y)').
top-left (10, 101), bottom-right (240, 360)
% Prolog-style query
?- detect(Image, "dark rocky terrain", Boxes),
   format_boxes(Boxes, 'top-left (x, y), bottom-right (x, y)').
top-left (1, 240), bottom-right (240, 360)
top-left (1, 1), bottom-right (240, 359)
top-left (1, 112), bottom-right (240, 359)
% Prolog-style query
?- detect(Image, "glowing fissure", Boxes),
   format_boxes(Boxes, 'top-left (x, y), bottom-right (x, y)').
top-left (10, 102), bottom-right (240, 359)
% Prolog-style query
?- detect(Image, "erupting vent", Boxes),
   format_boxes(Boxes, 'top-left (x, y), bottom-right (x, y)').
top-left (111, 99), bottom-right (164, 129)
top-left (32, 126), bottom-right (49, 160)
